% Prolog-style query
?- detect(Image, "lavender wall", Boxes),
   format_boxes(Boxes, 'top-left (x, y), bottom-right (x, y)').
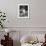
top-left (0, 31), bottom-right (46, 46)
top-left (0, 0), bottom-right (46, 46)
top-left (0, 0), bottom-right (46, 27)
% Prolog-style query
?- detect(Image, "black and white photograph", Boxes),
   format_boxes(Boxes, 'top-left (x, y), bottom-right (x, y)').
top-left (18, 4), bottom-right (29, 18)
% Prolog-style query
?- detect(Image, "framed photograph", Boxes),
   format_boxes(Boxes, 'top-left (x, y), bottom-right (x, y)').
top-left (18, 4), bottom-right (29, 18)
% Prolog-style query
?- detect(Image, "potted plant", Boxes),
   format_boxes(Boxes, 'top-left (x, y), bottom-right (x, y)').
top-left (0, 10), bottom-right (6, 28)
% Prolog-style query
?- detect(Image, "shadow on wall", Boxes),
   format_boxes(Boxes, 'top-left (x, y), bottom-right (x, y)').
top-left (13, 40), bottom-right (21, 46)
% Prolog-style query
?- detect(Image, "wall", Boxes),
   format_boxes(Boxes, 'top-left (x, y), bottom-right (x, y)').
top-left (0, 0), bottom-right (46, 27)
top-left (0, 31), bottom-right (46, 46)
top-left (0, 0), bottom-right (46, 46)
